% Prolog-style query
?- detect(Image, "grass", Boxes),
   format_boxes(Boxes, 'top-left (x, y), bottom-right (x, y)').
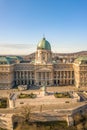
top-left (18, 93), bottom-right (36, 99)
top-left (0, 98), bottom-right (8, 108)
top-left (54, 92), bottom-right (71, 98)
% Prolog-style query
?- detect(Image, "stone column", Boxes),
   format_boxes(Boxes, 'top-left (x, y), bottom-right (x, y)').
top-left (60, 71), bottom-right (61, 85)
top-left (20, 72), bottom-right (21, 85)
top-left (57, 72), bottom-right (59, 85)
top-left (59, 71), bottom-right (60, 85)
top-left (20, 71), bottom-right (21, 79)
top-left (16, 72), bottom-right (18, 79)
top-left (30, 72), bottom-right (32, 85)
top-left (65, 71), bottom-right (67, 85)
top-left (49, 72), bottom-right (51, 85)
top-left (66, 71), bottom-right (68, 85)
top-left (41, 72), bottom-right (43, 85)
top-left (67, 71), bottom-right (68, 78)
top-left (63, 71), bottom-right (65, 85)
top-left (24, 71), bottom-right (26, 84)
top-left (27, 71), bottom-right (28, 85)
top-left (28, 71), bottom-right (29, 84)
top-left (44, 72), bottom-right (46, 85)
top-left (15, 72), bottom-right (18, 85)
top-left (56, 72), bottom-right (58, 85)
top-left (18, 71), bottom-right (20, 79)
top-left (71, 71), bottom-right (73, 84)
top-left (70, 71), bottom-right (72, 85)
top-left (23, 71), bottom-right (24, 85)
top-left (36, 72), bottom-right (39, 85)
top-left (46, 72), bottom-right (48, 85)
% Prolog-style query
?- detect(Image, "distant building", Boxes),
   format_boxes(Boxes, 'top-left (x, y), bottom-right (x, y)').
top-left (0, 37), bottom-right (87, 89)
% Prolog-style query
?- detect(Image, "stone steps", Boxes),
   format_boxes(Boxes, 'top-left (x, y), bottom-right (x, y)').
top-left (0, 114), bottom-right (13, 130)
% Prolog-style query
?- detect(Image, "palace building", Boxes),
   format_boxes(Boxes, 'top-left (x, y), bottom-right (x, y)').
top-left (0, 38), bottom-right (87, 89)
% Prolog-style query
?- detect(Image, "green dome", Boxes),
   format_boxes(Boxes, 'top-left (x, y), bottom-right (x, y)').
top-left (37, 38), bottom-right (51, 50)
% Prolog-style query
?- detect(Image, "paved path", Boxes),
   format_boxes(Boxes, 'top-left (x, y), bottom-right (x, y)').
top-left (0, 102), bottom-right (86, 114)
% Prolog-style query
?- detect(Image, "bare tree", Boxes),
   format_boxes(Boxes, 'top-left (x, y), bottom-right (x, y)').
top-left (21, 105), bottom-right (32, 123)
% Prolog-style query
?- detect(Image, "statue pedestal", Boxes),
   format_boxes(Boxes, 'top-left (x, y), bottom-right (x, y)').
top-left (40, 91), bottom-right (47, 96)
top-left (40, 85), bottom-right (47, 96)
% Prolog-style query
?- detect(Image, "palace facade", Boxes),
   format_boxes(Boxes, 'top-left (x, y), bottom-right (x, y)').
top-left (0, 38), bottom-right (87, 89)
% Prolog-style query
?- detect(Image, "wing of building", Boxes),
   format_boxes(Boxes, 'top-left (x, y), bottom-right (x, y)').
top-left (0, 37), bottom-right (87, 89)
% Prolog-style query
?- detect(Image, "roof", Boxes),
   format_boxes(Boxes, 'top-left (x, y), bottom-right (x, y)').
top-left (9, 56), bottom-right (23, 61)
top-left (0, 57), bottom-right (12, 64)
top-left (74, 56), bottom-right (87, 64)
top-left (0, 56), bottom-right (23, 65)
top-left (37, 37), bottom-right (51, 50)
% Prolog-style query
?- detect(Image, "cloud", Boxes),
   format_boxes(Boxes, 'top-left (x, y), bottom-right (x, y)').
top-left (0, 43), bottom-right (35, 49)
top-left (0, 43), bottom-right (36, 55)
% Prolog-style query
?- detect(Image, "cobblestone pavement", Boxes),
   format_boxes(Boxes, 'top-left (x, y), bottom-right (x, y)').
top-left (0, 102), bottom-right (86, 114)
top-left (0, 86), bottom-right (87, 95)
top-left (0, 86), bottom-right (87, 114)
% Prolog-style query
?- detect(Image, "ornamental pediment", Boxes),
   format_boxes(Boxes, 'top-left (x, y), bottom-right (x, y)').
top-left (36, 67), bottom-right (52, 72)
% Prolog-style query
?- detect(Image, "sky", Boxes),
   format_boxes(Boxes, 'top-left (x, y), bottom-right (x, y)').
top-left (0, 0), bottom-right (87, 55)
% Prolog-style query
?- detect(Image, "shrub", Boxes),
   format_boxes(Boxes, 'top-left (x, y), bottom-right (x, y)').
top-left (19, 93), bottom-right (36, 99)
top-left (0, 98), bottom-right (8, 108)
top-left (54, 92), bottom-right (70, 98)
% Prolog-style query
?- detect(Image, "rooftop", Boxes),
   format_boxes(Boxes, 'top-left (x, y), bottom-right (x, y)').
top-left (74, 56), bottom-right (87, 64)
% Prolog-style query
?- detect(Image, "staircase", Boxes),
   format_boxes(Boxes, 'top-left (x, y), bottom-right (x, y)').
top-left (0, 114), bottom-right (13, 130)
